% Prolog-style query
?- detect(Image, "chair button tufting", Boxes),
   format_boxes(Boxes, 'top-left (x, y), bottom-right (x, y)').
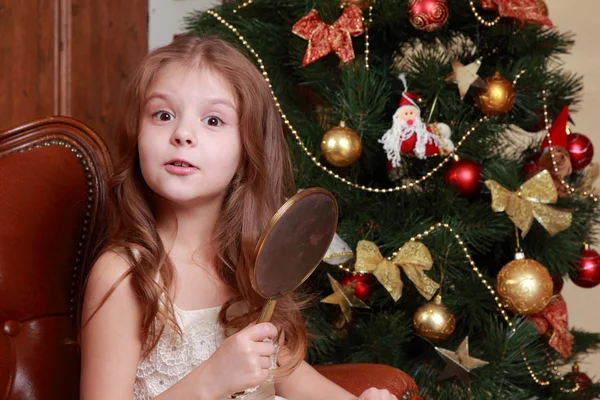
top-left (4, 320), bottom-right (20, 336)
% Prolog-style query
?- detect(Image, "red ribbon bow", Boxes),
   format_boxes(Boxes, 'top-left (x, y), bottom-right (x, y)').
top-left (529, 294), bottom-right (573, 359)
top-left (292, 5), bottom-right (364, 67)
top-left (481, 0), bottom-right (553, 27)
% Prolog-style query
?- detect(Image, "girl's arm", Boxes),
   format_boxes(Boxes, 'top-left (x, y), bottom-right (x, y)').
top-left (80, 251), bottom-right (214, 400)
top-left (274, 339), bottom-right (398, 400)
top-left (80, 251), bottom-right (276, 400)
top-left (80, 251), bottom-right (145, 400)
top-left (275, 360), bottom-right (356, 400)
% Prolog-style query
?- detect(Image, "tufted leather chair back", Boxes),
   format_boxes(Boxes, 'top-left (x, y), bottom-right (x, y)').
top-left (0, 117), bottom-right (111, 400)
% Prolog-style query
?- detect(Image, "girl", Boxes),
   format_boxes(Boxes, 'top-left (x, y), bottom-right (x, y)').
top-left (80, 35), bottom-right (398, 400)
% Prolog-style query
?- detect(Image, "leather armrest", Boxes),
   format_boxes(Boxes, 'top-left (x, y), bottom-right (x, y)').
top-left (313, 363), bottom-right (422, 399)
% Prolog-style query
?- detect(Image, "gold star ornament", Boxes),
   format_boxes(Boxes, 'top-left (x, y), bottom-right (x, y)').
top-left (435, 336), bottom-right (489, 383)
top-left (321, 273), bottom-right (369, 322)
top-left (445, 60), bottom-right (487, 100)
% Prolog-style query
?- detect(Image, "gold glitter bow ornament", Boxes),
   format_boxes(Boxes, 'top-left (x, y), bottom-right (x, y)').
top-left (354, 240), bottom-right (439, 302)
top-left (292, 5), bottom-right (364, 66)
top-left (485, 170), bottom-right (572, 238)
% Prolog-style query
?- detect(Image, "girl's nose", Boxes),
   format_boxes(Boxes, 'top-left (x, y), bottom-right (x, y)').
top-left (171, 124), bottom-right (197, 147)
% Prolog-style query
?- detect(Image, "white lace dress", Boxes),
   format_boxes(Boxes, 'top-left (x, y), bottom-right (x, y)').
top-left (133, 304), bottom-right (285, 400)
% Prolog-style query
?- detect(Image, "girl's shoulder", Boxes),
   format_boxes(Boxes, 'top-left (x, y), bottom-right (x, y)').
top-left (105, 245), bottom-right (141, 264)
top-left (86, 249), bottom-right (136, 299)
top-left (81, 248), bottom-right (144, 338)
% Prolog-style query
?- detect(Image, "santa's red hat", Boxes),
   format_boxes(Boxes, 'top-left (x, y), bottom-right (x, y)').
top-left (398, 92), bottom-right (420, 108)
top-left (541, 106), bottom-right (569, 150)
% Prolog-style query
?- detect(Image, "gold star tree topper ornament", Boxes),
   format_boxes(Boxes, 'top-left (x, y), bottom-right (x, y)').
top-left (321, 273), bottom-right (369, 322)
top-left (435, 337), bottom-right (489, 383)
top-left (445, 60), bottom-right (487, 100)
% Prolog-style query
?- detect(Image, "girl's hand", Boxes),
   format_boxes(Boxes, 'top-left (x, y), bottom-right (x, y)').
top-left (193, 322), bottom-right (278, 399)
top-left (358, 388), bottom-right (398, 400)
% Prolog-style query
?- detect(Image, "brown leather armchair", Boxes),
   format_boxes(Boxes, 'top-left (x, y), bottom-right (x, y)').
top-left (0, 117), bottom-right (422, 400)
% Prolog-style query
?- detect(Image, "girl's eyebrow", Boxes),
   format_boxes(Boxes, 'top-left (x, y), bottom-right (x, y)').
top-left (145, 92), bottom-right (171, 103)
top-left (145, 92), bottom-right (236, 112)
top-left (204, 97), bottom-right (237, 111)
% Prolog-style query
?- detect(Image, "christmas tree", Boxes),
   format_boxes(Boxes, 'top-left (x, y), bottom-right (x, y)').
top-left (185, 1), bottom-right (600, 398)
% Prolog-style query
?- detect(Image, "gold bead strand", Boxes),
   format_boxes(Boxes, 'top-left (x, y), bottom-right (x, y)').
top-left (233, 0), bottom-right (253, 13)
top-left (543, 350), bottom-right (582, 393)
top-left (512, 69), bottom-right (526, 86)
top-left (542, 90), bottom-right (577, 196)
top-left (522, 350), bottom-right (552, 386)
top-left (445, 225), bottom-right (514, 330)
top-left (365, 5), bottom-right (372, 70)
top-left (468, 0), bottom-right (501, 27)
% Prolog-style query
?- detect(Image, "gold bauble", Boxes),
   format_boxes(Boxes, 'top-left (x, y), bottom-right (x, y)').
top-left (476, 72), bottom-right (516, 116)
top-left (496, 252), bottom-right (553, 315)
top-left (320, 121), bottom-right (362, 167)
top-left (341, 0), bottom-right (372, 9)
top-left (413, 294), bottom-right (456, 342)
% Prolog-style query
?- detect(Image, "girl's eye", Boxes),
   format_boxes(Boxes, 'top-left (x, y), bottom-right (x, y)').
top-left (202, 116), bottom-right (224, 127)
top-left (152, 111), bottom-right (174, 122)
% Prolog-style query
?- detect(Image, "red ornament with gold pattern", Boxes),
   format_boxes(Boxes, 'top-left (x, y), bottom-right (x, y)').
top-left (408, 0), bottom-right (449, 32)
top-left (572, 243), bottom-right (600, 288)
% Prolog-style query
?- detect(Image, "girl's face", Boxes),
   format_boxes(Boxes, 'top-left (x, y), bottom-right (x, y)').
top-left (138, 63), bottom-right (241, 207)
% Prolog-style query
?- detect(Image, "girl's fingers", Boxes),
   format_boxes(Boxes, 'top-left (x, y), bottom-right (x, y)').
top-left (259, 355), bottom-right (273, 369)
top-left (246, 322), bottom-right (278, 342)
top-left (255, 341), bottom-right (276, 357)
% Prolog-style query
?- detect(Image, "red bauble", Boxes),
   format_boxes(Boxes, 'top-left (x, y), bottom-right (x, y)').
top-left (523, 152), bottom-right (541, 177)
top-left (567, 133), bottom-right (594, 171)
top-left (445, 159), bottom-right (482, 197)
top-left (573, 246), bottom-right (600, 288)
top-left (552, 275), bottom-right (564, 295)
top-left (340, 274), bottom-right (372, 299)
top-left (408, 0), bottom-right (449, 32)
top-left (564, 364), bottom-right (592, 393)
top-left (354, 282), bottom-right (371, 299)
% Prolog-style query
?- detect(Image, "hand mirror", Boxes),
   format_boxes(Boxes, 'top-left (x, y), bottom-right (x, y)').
top-left (252, 187), bottom-right (338, 323)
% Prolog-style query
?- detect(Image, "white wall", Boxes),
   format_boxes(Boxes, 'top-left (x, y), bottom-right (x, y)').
top-left (149, 0), bottom-right (217, 50)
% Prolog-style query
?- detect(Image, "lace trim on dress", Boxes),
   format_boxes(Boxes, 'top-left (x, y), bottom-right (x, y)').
top-left (133, 304), bottom-right (280, 400)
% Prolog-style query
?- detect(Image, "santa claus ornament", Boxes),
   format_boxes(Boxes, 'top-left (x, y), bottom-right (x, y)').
top-left (540, 106), bottom-right (594, 171)
top-left (528, 106), bottom-right (573, 195)
top-left (379, 74), bottom-right (455, 168)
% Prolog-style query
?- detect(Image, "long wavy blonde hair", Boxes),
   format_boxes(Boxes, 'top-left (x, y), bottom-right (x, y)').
top-left (86, 35), bottom-right (306, 375)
